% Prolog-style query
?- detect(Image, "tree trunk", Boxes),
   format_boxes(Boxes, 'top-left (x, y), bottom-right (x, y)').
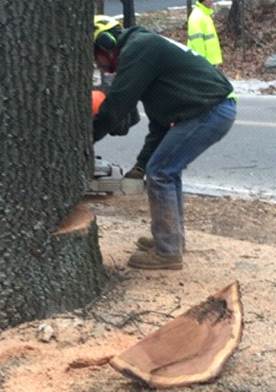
top-left (0, 0), bottom-right (106, 330)
top-left (228, 0), bottom-right (276, 33)
top-left (227, 0), bottom-right (243, 35)
top-left (95, 0), bottom-right (105, 14)
top-left (187, 0), bottom-right (193, 18)
top-left (120, 0), bottom-right (136, 27)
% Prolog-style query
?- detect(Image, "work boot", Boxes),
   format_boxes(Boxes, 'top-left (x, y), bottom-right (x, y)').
top-left (128, 249), bottom-right (183, 270)
top-left (136, 236), bottom-right (186, 252)
top-left (136, 236), bottom-right (155, 251)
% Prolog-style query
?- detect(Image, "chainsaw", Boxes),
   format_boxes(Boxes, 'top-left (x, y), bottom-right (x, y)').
top-left (89, 90), bottom-right (143, 194)
top-left (88, 156), bottom-right (144, 194)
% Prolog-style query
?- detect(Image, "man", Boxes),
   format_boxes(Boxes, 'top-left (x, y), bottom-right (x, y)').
top-left (125, 0), bottom-right (223, 180)
top-left (93, 15), bottom-right (236, 270)
top-left (187, 0), bottom-right (223, 66)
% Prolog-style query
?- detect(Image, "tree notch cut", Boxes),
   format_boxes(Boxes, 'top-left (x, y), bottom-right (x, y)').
top-left (110, 281), bottom-right (243, 389)
top-left (53, 202), bottom-right (95, 235)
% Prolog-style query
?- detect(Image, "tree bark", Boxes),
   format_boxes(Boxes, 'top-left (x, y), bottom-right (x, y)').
top-left (187, 0), bottom-right (193, 18)
top-left (0, 0), bottom-right (106, 329)
top-left (95, 0), bottom-right (105, 14)
top-left (120, 0), bottom-right (136, 27)
top-left (227, 0), bottom-right (243, 35)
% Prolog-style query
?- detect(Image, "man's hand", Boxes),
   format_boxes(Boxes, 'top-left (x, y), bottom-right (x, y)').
top-left (109, 108), bottom-right (140, 137)
top-left (109, 116), bottom-right (130, 136)
top-left (124, 164), bottom-right (145, 179)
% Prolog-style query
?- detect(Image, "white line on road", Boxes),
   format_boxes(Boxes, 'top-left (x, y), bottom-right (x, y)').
top-left (236, 120), bottom-right (276, 128)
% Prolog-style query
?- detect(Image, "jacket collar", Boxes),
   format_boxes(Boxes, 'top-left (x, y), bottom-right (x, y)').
top-left (196, 1), bottom-right (214, 16)
top-left (117, 26), bottom-right (148, 49)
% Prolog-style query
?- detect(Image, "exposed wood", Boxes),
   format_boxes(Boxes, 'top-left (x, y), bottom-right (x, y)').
top-left (53, 202), bottom-right (95, 235)
top-left (110, 281), bottom-right (243, 389)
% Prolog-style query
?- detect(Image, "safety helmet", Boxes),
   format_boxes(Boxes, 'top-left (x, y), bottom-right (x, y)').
top-left (94, 15), bottom-right (121, 41)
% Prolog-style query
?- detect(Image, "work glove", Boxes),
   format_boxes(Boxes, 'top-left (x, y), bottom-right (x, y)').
top-left (109, 107), bottom-right (140, 136)
top-left (109, 116), bottom-right (130, 136)
top-left (124, 163), bottom-right (145, 179)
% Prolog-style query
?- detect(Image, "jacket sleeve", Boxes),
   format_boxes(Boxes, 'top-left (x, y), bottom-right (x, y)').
top-left (93, 42), bottom-right (159, 142)
top-left (187, 17), bottom-right (207, 59)
top-left (109, 107), bottom-right (140, 137)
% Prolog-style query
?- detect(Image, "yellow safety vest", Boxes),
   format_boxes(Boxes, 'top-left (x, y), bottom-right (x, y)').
top-left (187, 1), bottom-right (222, 65)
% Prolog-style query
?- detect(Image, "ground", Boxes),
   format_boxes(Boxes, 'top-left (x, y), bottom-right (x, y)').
top-left (1, 4), bottom-right (276, 392)
top-left (1, 193), bottom-right (276, 392)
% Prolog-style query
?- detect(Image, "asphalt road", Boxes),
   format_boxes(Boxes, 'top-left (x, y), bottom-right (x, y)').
top-left (104, 0), bottom-right (187, 15)
top-left (95, 96), bottom-right (276, 201)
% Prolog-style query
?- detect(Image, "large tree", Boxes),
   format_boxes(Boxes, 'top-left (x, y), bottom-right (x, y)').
top-left (0, 0), bottom-right (106, 329)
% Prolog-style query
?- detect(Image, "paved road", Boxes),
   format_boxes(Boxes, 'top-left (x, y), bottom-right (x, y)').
top-left (104, 0), bottom-right (187, 15)
top-left (95, 96), bottom-right (276, 201)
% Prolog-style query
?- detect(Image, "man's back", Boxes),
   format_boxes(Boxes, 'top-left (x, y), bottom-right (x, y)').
top-left (117, 27), bottom-right (230, 124)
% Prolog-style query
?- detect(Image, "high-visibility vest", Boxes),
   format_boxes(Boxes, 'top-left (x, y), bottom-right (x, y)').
top-left (187, 1), bottom-right (222, 65)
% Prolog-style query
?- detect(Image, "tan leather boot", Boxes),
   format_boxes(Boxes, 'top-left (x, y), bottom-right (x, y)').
top-left (128, 249), bottom-right (183, 270)
top-left (136, 237), bottom-right (185, 253)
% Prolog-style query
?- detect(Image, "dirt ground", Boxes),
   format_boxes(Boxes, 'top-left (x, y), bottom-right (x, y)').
top-left (1, 192), bottom-right (276, 392)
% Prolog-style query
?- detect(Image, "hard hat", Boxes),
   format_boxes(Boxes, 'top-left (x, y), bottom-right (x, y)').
top-left (91, 90), bottom-right (106, 115)
top-left (94, 15), bottom-right (121, 41)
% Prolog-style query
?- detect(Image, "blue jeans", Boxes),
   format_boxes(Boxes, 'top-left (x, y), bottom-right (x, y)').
top-left (146, 98), bottom-right (237, 256)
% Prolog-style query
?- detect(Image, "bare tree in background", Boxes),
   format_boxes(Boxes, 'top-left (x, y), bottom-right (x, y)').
top-left (120, 0), bottom-right (136, 27)
top-left (227, 0), bottom-right (246, 59)
top-left (227, 0), bottom-right (276, 59)
top-left (227, 0), bottom-right (244, 35)
top-left (187, 0), bottom-right (193, 18)
top-left (95, 0), bottom-right (105, 14)
top-left (94, 1), bottom-right (136, 27)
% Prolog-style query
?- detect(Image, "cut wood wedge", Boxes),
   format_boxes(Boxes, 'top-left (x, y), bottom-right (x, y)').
top-left (110, 281), bottom-right (243, 389)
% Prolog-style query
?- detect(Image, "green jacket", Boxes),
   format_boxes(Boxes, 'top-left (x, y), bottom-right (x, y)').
top-left (94, 27), bottom-right (233, 142)
top-left (187, 1), bottom-right (222, 65)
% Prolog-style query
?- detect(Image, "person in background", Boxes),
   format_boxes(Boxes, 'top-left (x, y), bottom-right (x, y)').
top-left (93, 15), bottom-right (236, 270)
top-left (187, 0), bottom-right (223, 66)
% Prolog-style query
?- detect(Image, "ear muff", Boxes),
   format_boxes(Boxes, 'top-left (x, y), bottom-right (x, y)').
top-left (95, 32), bottom-right (117, 51)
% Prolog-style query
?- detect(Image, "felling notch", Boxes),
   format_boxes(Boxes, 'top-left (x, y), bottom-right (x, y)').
top-left (110, 281), bottom-right (243, 389)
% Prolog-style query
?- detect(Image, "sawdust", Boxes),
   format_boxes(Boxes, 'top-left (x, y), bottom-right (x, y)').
top-left (1, 192), bottom-right (276, 392)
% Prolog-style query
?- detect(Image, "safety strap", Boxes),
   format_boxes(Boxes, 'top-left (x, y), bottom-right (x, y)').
top-left (188, 33), bottom-right (215, 41)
